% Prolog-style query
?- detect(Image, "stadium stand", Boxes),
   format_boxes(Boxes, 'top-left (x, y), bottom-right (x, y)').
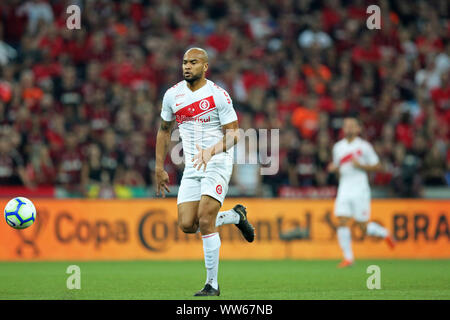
top-left (0, 0), bottom-right (448, 198)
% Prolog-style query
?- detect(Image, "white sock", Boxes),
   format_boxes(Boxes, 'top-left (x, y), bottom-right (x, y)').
top-left (215, 209), bottom-right (240, 227)
top-left (202, 232), bottom-right (221, 290)
top-left (337, 226), bottom-right (353, 261)
top-left (366, 222), bottom-right (388, 238)
top-left (196, 209), bottom-right (240, 232)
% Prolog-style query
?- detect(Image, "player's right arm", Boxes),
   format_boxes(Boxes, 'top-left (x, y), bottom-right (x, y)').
top-left (155, 119), bottom-right (175, 197)
top-left (155, 90), bottom-right (176, 197)
top-left (352, 142), bottom-right (382, 172)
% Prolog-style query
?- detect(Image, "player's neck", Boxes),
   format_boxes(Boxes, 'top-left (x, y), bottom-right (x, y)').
top-left (186, 78), bottom-right (207, 92)
top-left (345, 136), bottom-right (358, 143)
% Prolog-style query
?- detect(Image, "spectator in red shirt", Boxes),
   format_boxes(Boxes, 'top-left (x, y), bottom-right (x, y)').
top-left (321, 0), bottom-right (344, 33)
top-left (431, 72), bottom-right (450, 117)
top-left (37, 23), bottom-right (63, 59)
top-left (276, 87), bottom-right (301, 122)
top-left (352, 32), bottom-right (382, 66)
top-left (206, 19), bottom-right (231, 54)
top-left (396, 112), bottom-right (415, 149)
top-left (26, 144), bottom-right (56, 187)
top-left (277, 66), bottom-right (307, 99)
top-left (57, 132), bottom-right (84, 190)
top-left (347, 0), bottom-right (367, 20)
top-left (85, 31), bottom-right (112, 62)
top-left (241, 62), bottom-right (270, 93)
top-left (1, 0), bottom-right (28, 45)
top-left (32, 48), bottom-right (61, 83)
top-left (415, 22), bottom-right (444, 57)
top-left (83, 88), bottom-right (112, 139)
top-left (65, 29), bottom-right (90, 66)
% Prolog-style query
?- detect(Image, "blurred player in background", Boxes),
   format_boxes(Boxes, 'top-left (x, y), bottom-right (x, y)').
top-left (155, 48), bottom-right (255, 296)
top-left (328, 116), bottom-right (396, 268)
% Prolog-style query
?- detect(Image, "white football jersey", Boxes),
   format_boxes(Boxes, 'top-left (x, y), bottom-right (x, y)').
top-left (160, 79), bottom-right (238, 167)
top-left (332, 137), bottom-right (379, 198)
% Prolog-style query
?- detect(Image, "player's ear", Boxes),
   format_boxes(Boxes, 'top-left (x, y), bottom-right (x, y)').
top-left (203, 63), bottom-right (208, 73)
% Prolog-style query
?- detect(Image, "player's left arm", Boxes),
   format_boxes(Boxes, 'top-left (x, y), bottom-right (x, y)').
top-left (352, 161), bottom-right (382, 172)
top-left (352, 142), bottom-right (383, 172)
top-left (193, 87), bottom-right (239, 171)
top-left (192, 120), bottom-right (240, 171)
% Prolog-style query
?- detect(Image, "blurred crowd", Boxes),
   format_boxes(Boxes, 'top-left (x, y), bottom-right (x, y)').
top-left (0, 0), bottom-right (449, 198)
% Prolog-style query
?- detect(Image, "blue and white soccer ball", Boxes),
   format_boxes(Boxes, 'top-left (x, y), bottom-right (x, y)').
top-left (4, 197), bottom-right (37, 229)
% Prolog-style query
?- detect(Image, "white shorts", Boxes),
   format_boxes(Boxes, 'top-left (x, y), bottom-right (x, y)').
top-left (334, 195), bottom-right (371, 222)
top-left (177, 161), bottom-right (232, 206)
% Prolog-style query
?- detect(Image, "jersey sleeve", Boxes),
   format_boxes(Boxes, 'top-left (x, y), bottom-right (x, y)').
top-left (215, 86), bottom-right (237, 125)
top-left (363, 142), bottom-right (379, 166)
top-left (160, 90), bottom-right (175, 122)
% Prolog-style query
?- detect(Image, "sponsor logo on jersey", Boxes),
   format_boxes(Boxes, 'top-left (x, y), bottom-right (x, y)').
top-left (175, 96), bottom-right (216, 124)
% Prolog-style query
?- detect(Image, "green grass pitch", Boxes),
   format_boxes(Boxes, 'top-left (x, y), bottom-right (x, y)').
top-left (0, 260), bottom-right (449, 299)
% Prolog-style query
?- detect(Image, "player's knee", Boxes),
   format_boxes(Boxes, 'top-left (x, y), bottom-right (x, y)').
top-left (198, 214), bottom-right (214, 231)
top-left (178, 220), bottom-right (197, 233)
top-left (358, 222), bottom-right (368, 233)
top-left (338, 218), bottom-right (350, 227)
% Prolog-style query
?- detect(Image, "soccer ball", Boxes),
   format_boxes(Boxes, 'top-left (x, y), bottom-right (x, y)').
top-left (4, 197), bottom-right (37, 229)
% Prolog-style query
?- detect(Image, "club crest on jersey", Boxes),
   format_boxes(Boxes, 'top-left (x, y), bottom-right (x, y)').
top-left (216, 185), bottom-right (223, 194)
top-left (199, 99), bottom-right (210, 111)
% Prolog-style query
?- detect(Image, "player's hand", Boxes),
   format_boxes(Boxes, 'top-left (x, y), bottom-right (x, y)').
top-left (327, 162), bottom-right (338, 173)
top-left (155, 168), bottom-right (170, 197)
top-left (352, 159), bottom-right (363, 170)
top-left (192, 144), bottom-right (213, 172)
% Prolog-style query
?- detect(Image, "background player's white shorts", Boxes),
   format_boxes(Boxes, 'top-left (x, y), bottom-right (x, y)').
top-left (177, 161), bottom-right (232, 206)
top-left (334, 195), bottom-right (371, 222)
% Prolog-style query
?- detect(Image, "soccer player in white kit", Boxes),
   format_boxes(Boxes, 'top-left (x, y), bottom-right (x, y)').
top-left (155, 48), bottom-right (255, 296)
top-left (328, 117), bottom-right (395, 268)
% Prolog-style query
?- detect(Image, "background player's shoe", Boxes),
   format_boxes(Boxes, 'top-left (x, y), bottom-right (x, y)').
top-left (385, 235), bottom-right (396, 249)
top-left (233, 204), bottom-right (255, 242)
top-left (194, 284), bottom-right (220, 296)
top-left (337, 259), bottom-right (354, 268)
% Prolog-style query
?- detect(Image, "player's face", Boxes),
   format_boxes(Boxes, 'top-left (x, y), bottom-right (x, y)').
top-left (342, 118), bottom-right (360, 138)
top-left (182, 52), bottom-right (208, 83)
